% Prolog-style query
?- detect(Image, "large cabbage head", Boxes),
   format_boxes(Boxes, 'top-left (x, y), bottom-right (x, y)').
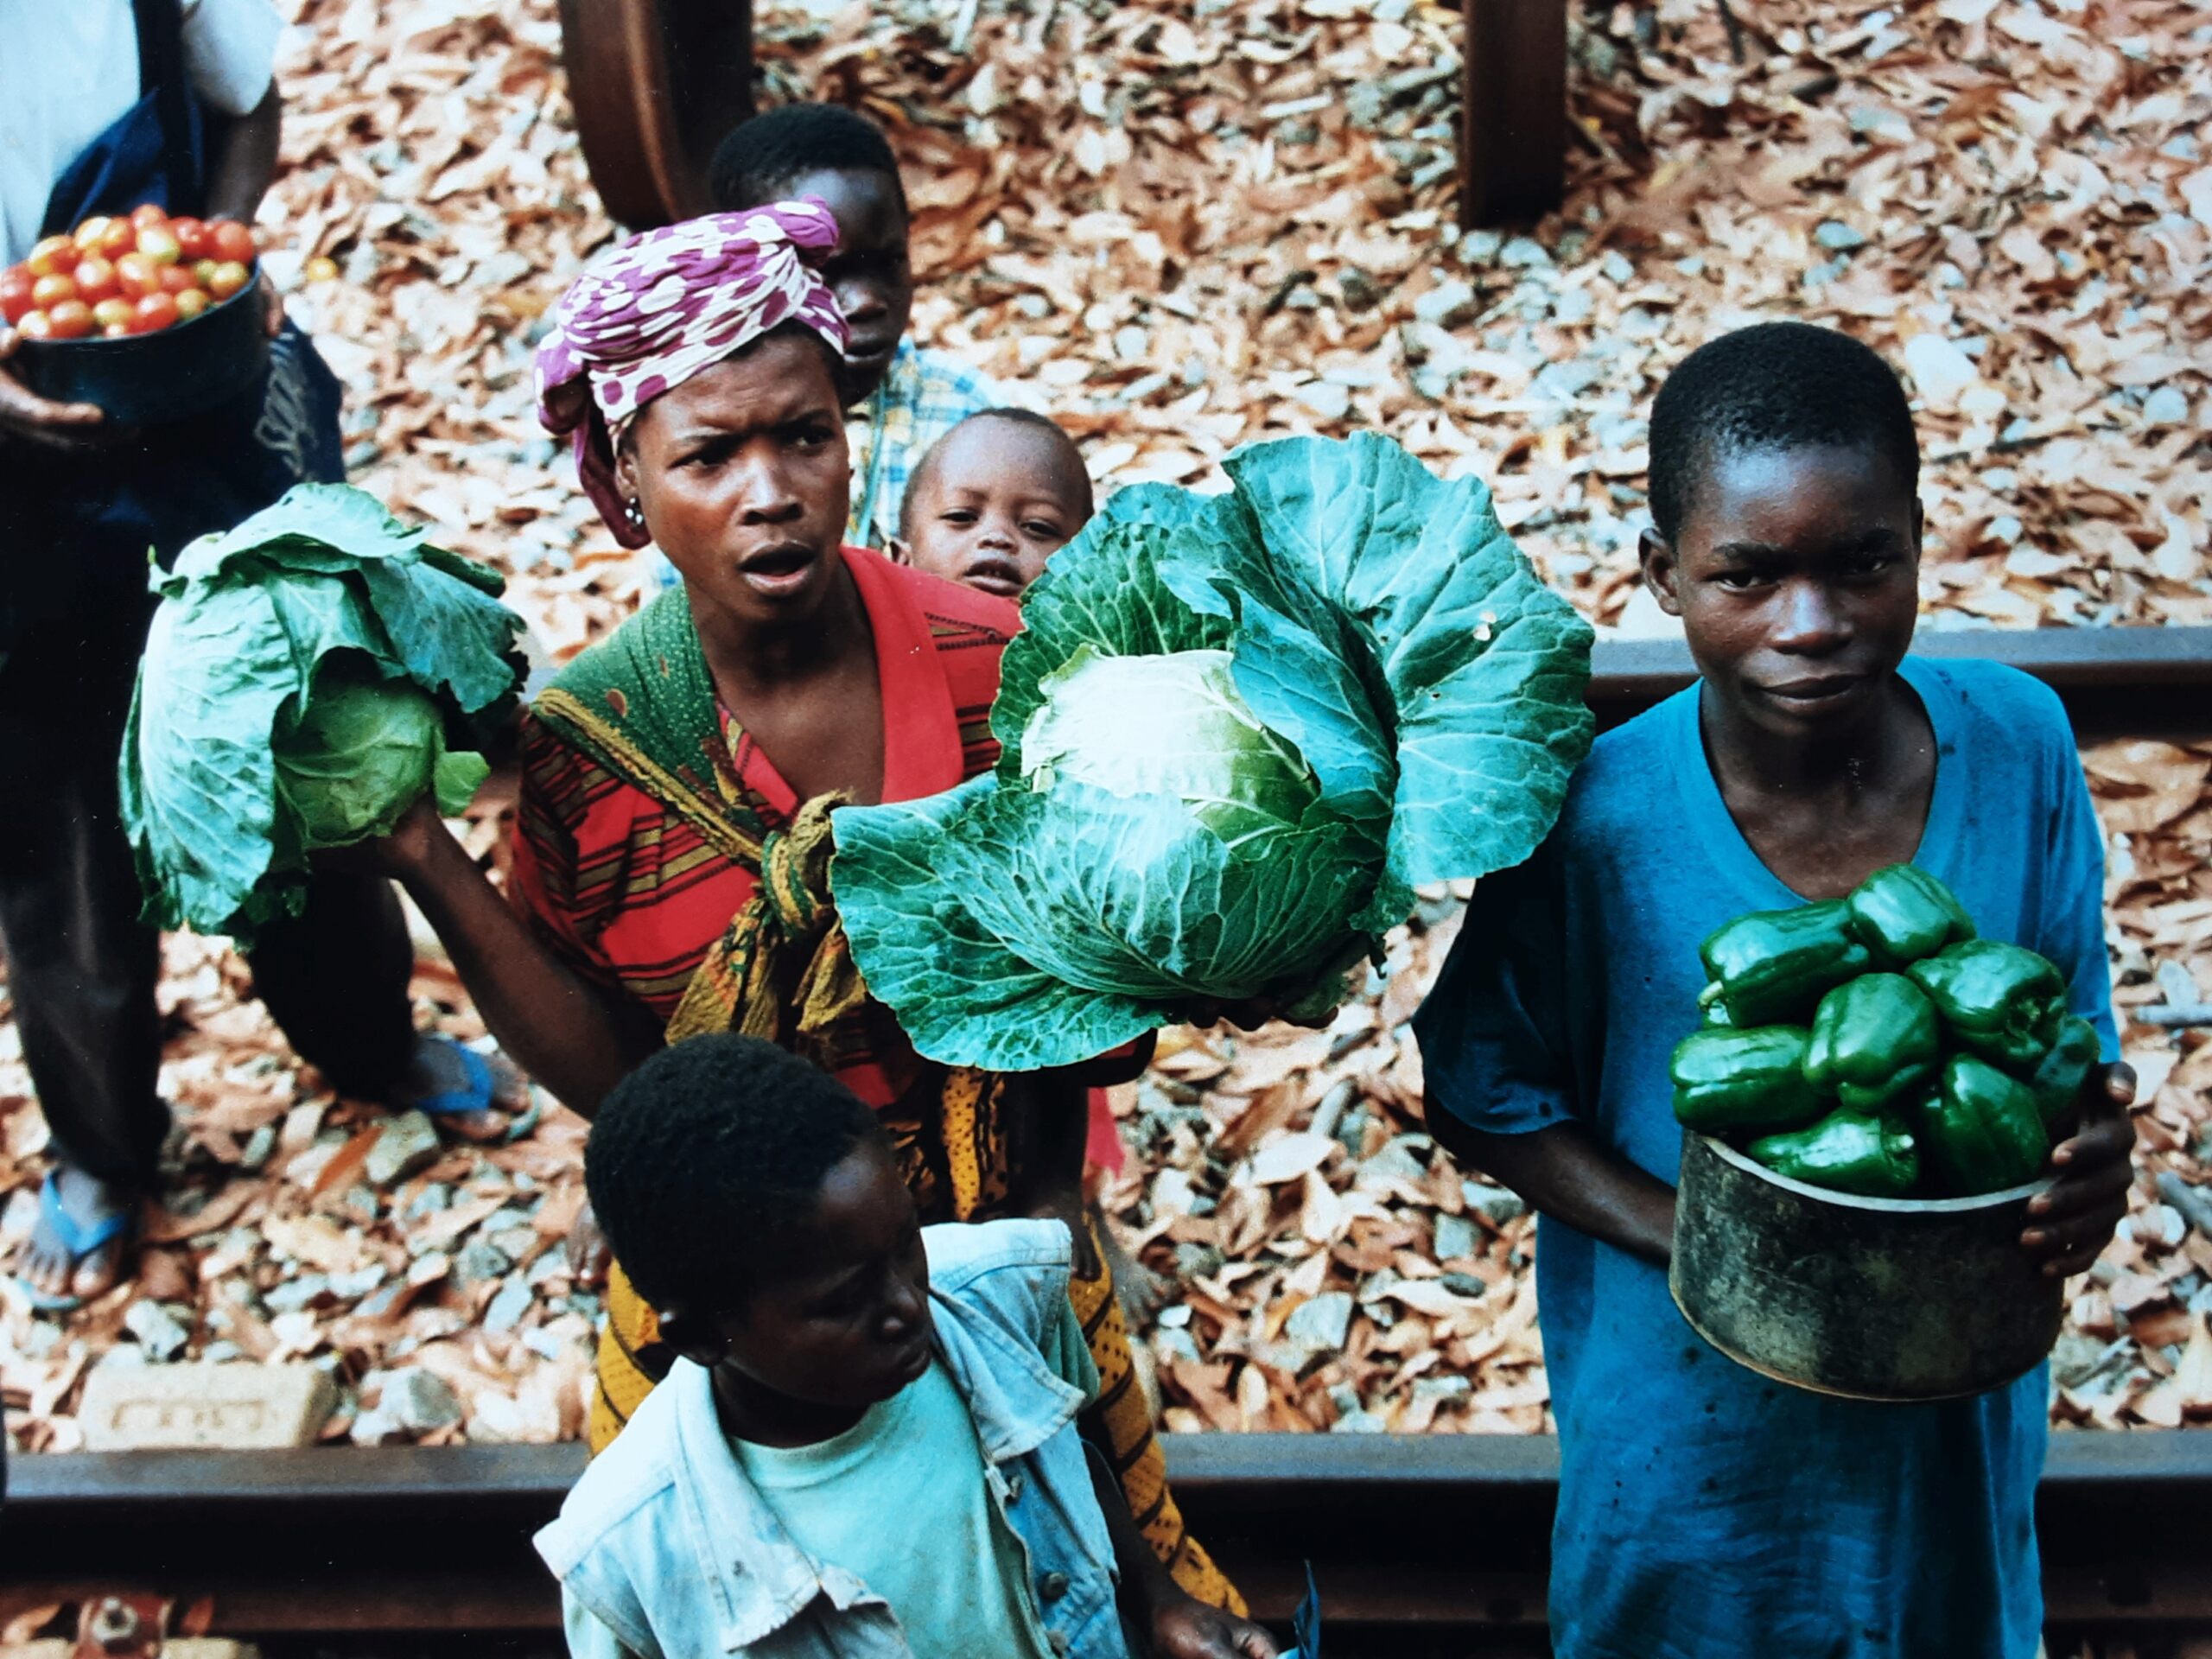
top-left (276, 660), bottom-right (492, 849)
top-left (830, 433), bottom-right (1595, 1071)
top-left (123, 483), bottom-right (522, 942)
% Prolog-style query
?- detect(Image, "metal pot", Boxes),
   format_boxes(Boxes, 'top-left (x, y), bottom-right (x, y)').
top-left (1671, 1129), bottom-right (2063, 1402)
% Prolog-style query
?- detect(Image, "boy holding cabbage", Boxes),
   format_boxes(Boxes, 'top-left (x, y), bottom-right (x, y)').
top-left (1414, 321), bottom-right (2137, 1658)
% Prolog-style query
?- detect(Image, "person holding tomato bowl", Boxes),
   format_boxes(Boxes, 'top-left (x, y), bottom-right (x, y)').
top-left (0, 0), bottom-right (503, 1309)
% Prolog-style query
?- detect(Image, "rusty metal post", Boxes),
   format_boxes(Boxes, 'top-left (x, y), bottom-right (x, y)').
top-left (1459, 0), bottom-right (1567, 227)
top-left (558, 0), bottom-right (756, 228)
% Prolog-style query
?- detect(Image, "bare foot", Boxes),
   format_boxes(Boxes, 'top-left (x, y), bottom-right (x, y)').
top-left (20, 1166), bottom-right (137, 1304)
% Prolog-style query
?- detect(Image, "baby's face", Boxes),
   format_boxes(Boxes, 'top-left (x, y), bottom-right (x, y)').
top-left (896, 420), bottom-right (1090, 601)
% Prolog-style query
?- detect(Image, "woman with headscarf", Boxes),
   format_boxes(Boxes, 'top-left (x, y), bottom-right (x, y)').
top-left (369, 203), bottom-right (1243, 1617)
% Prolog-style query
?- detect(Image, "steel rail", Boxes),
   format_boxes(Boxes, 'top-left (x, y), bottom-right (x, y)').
top-left (4, 1432), bottom-right (2209, 1649)
top-left (1587, 623), bottom-right (2212, 740)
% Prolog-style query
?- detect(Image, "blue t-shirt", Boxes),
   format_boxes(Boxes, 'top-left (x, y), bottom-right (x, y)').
top-left (1413, 657), bottom-right (2117, 1659)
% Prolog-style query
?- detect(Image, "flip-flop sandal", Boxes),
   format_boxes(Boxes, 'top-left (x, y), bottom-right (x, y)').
top-left (407, 1036), bottom-right (499, 1118)
top-left (16, 1171), bottom-right (134, 1313)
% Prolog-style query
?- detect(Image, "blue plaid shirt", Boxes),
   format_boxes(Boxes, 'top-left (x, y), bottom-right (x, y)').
top-left (846, 340), bottom-right (1000, 550)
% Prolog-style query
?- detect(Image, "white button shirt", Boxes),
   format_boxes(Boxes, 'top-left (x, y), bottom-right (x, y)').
top-left (0, 0), bottom-right (283, 265)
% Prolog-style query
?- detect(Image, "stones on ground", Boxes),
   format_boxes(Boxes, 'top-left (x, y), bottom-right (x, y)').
top-left (455, 1238), bottom-right (514, 1286)
top-left (357, 1365), bottom-right (463, 1440)
top-left (366, 1109), bottom-right (442, 1185)
top-left (1412, 277), bottom-right (1476, 328)
top-left (1284, 1290), bottom-right (1355, 1351)
top-left (1462, 1180), bottom-right (1528, 1227)
top-left (484, 1278), bottom-right (534, 1334)
top-left (123, 1300), bottom-right (194, 1362)
top-left (2143, 385), bottom-right (2190, 426)
top-left (1433, 1211), bottom-right (1480, 1262)
top-left (80, 1353), bottom-right (336, 1450)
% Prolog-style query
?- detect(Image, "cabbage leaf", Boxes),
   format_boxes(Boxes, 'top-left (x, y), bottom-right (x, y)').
top-left (121, 484), bottom-right (523, 942)
top-left (831, 434), bottom-right (1593, 1070)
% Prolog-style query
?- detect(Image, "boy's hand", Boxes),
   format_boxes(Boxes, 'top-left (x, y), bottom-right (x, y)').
top-left (2022, 1061), bottom-right (2136, 1279)
top-left (1148, 1591), bottom-right (1280, 1659)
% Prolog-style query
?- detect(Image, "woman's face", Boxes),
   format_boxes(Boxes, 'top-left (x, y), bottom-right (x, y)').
top-left (617, 332), bottom-right (852, 629)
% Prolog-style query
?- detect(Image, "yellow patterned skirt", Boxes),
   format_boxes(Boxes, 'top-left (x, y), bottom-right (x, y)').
top-left (588, 1071), bottom-right (1242, 1613)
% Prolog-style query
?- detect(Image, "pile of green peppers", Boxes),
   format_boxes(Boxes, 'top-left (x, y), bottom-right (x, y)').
top-left (1670, 864), bottom-right (2101, 1198)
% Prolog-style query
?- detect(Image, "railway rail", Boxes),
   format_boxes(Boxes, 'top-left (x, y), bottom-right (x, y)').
top-left (3, 1433), bottom-right (2209, 1655)
top-left (3, 620), bottom-right (2209, 1654)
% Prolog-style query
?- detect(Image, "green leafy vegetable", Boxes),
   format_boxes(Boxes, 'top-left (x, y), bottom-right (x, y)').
top-left (831, 433), bottom-right (1595, 1070)
top-left (122, 483), bottom-right (523, 942)
top-left (275, 662), bottom-right (493, 848)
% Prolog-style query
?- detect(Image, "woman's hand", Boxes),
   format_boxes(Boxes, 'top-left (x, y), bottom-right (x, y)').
top-left (1179, 993), bottom-right (1333, 1035)
top-left (310, 792), bottom-right (448, 879)
top-left (2022, 1061), bottom-right (2137, 1279)
top-left (1148, 1591), bottom-right (1280, 1659)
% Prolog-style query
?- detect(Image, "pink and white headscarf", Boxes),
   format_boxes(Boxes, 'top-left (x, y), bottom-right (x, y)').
top-left (533, 200), bottom-right (851, 548)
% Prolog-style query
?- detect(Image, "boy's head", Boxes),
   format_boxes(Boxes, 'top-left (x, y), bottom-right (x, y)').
top-left (1641, 321), bottom-right (1923, 739)
top-left (892, 409), bottom-right (1095, 600)
top-left (710, 104), bottom-right (912, 406)
top-left (586, 1035), bottom-right (932, 1410)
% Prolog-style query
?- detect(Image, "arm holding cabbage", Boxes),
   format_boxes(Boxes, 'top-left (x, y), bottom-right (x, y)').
top-left (122, 484), bottom-right (655, 1117)
top-left (372, 793), bottom-right (661, 1116)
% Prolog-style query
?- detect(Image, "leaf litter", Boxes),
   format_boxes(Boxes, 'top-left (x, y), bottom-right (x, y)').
top-left (3, 0), bottom-right (2209, 1448)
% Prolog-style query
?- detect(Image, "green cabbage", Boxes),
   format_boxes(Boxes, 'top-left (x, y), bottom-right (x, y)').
top-left (830, 433), bottom-right (1596, 1071)
top-left (122, 484), bottom-right (523, 942)
top-left (276, 662), bottom-right (492, 849)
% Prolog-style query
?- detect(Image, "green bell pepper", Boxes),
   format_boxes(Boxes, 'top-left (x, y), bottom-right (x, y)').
top-left (1803, 972), bottom-right (1941, 1112)
top-left (1697, 983), bottom-right (1733, 1028)
top-left (1699, 899), bottom-right (1875, 1027)
top-left (1747, 1107), bottom-right (1921, 1198)
top-left (2025, 1014), bottom-right (2101, 1130)
top-left (1917, 1054), bottom-right (2050, 1197)
top-left (1846, 863), bottom-right (1975, 967)
top-left (1670, 1026), bottom-right (1827, 1134)
top-left (1906, 939), bottom-right (2064, 1069)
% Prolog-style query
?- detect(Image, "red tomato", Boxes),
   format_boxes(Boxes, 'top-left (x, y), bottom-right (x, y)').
top-left (94, 219), bottom-right (137, 258)
top-left (130, 203), bottom-right (169, 231)
top-left (16, 309), bottom-right (54, 340)
top-left (170, 217), bottom-right (213, 262)
top-left (136, 226), bottom-right (182, 267)
top-left (0, 270), bottom-right (34, 325)
top-left (26, 236), bottom-right (77, 277)
top-left (115, 253), bottom-right (161, 301)
top-left (46, 300), bottom-right (96, 340)
top-left (131, 293), bottom-right (180, 334)
top-left (30, 272), bottom-right (77, 310)
top-left (92, 296), bottom-right (137, 331)
top-left (205, 260), bottom-right (251, 302)
top-left (157, 264), bottom-right (197, 296)
top-left (173, 287), bottom-right (212, 321)
top-left (73, 257), bottom-right (120, 304)
top-left (209, 220), bottom-right (258, 266)
top-left (72, 216), bottom-right (116, 251)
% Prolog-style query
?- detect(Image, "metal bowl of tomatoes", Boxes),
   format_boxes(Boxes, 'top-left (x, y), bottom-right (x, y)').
top-left (1, 206), bottom-right (270, 426)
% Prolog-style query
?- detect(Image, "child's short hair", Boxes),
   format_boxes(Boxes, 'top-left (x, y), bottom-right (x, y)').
top-left (709, 103), bottom-right (904, 212)
top-left (1648, 321), bottom-right (1918, 543)
top-left (585, 1035), bottom-right (885, 1315)
top-left (898, 408), bottom-right (1093, 541)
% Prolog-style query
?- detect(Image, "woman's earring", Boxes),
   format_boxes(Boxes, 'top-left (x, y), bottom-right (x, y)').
top-left (626, 499), bottom-right (645, 531)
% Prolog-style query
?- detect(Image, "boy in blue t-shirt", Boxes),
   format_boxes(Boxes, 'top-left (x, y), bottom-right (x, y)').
top-left (1413, 321), bottom-right (2137, 1659)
